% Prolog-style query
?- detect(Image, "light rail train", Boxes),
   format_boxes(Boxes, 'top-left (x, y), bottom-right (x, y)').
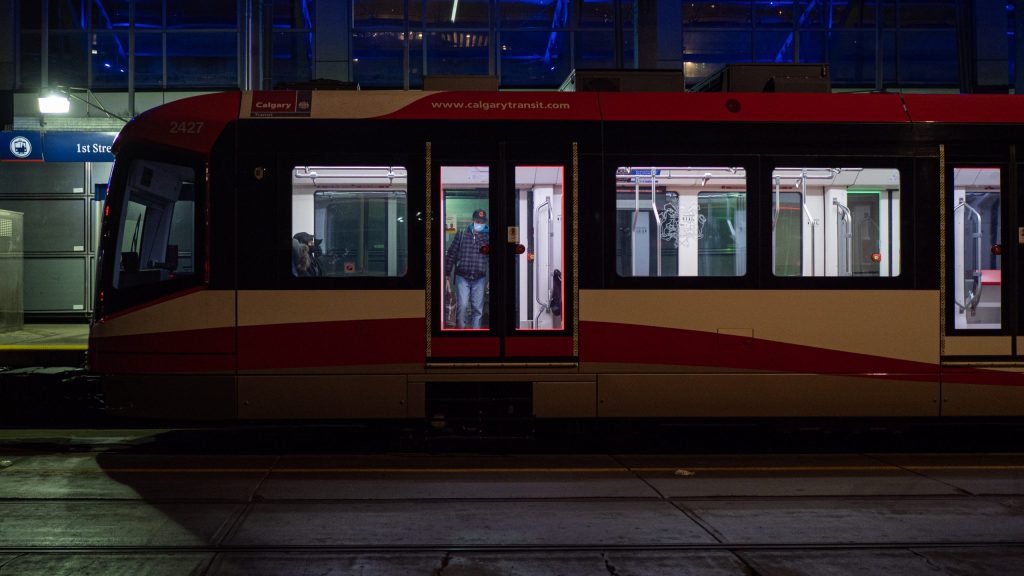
top-left (89, 89), bottom-right (1024, 421)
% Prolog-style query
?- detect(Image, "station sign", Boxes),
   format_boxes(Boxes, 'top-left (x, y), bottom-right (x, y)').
top-left (43, 132), bottom-right (117, 162)
top-left (2, 131), bottom-right (43, 162)
top-left (1, 131), bottom-right (117, 162)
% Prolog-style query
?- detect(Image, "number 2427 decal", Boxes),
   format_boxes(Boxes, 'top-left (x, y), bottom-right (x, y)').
top-left (169, 121), bottom-right (205, 134)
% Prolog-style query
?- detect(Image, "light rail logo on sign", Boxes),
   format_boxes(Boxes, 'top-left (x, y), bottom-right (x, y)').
top-left (1, 132), bottom-right (43, 162)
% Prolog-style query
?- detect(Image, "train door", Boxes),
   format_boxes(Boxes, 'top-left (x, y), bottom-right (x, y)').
top-left (945, 164), bottom-right (1011, 357)
top-left (429, 146), bottom-right (575, 363)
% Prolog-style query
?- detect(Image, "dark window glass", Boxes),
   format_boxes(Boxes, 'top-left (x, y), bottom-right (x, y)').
top-left (683, 1), bottom-right (752, 27)
top-left (499, 0), bottom-right (568, 28)
top-left (827, 30), bottom-right (877, 85)
top-left (19, 32), bottom-right (42, 89)
top-left (48, 0), bottom-right (86, 30)
top-left (21, 0), bottom-right (42, 29)
top-left (425, 0), bottom-right (490, 28)
top-left (274, 0), bottom-right (316, 28)
top-left (899, 0), bottom-right (957, 27)
top-left (92, 0), bottom-right (162, 28)
top-left (499, 31), bottom-right (569, 87)
top-left (755, 0), bottom-right (794, 27)
top-left (354, 0), bottom-right (405, 28)
top-left (795, 31), bottom-right (827, 64)
top-left (167, 1), bottom-right (238, 29)
top-left (272, 31), bottom-right (315, 86)
top-left (49, 32), bottom-right (88, 86)
top-left (166, 32), bottom-right (238, 88)
top-left (794, 0), bottom-right (824, 27)
top-left (133, 32), bottom-right (165, 88)
top-left (410, 30), bottom-right (425, 88)
top-left (684, 30), bottom-right (753, 64)
top-left (828, 0), bottom-right (895, 28)
top-left (621, 0), bottom-right (634, 28)
top-left (91, 32), bottom-right (132, 88)
top-left (575, 31), bottom-right (617, 69)
top-left (898, 29), bottom-right (958, 85)
top-left (579, 0), bottom-right (614, 27)
top-left (756, 30), bottom-right (793, 62)
top-left (353, 31), bottom-right (406, 88)
top-left (427, 31), bottom-right (490, 76)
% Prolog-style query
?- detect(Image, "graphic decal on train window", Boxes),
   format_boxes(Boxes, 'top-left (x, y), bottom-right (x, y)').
top-left (616, 166), bottom-right (747, 277)
top-left (952, 167), bottom-right (1001, 330)
top-left (771, 167), bottom-right (901, 277)
top-left (291, 166), bottom-right (408, 277)
top-left (112, 160), bottom-right (196, 290)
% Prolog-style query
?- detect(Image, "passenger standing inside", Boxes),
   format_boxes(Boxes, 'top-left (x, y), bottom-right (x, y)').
top-left (292, 232), bottom-right (322, 277)
top-left (445, 209), bottom-right (489, 328)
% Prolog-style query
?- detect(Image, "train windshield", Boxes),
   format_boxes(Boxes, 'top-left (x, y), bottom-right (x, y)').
top-left (112, 159), bottom-right (197, 290)
top-left (616, 166), bottom-right (747, 277)
top-left (771, 167), bottom-right (901, 277)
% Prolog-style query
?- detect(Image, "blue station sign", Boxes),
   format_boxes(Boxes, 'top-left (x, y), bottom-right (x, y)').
top-left (43, 132), bottom-right (117, 162)
top-left (1, 131), bottom-right (117, 162)
top-left (2, 131), bottom-right (43, 162)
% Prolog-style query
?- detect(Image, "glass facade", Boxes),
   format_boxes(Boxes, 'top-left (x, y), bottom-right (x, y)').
top-left (9, 1), bottom-right (1019, 94)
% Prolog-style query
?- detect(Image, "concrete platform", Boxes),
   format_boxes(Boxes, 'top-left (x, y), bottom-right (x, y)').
top-left (1, 430), bottom-right (1024, 575)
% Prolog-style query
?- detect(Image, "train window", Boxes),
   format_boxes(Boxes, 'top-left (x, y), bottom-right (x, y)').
top-left (616, 166), bottom-right (747, 277)
top-left (291, 166), bottom-right (408, 278)
top-left (112, 160), bottom-right (196, 290)
top-left (440, 166), bottom-right (490, 330)
top-left (771, 167), bottom-right (901, 277)
top-left (952, 167), bottom-right (1001, 330)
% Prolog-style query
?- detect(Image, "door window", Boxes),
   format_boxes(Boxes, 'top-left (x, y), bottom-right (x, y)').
top-left (952, 167), bottom-right (1001, 330)
top-left (512, 166), bottom-right (564, 330)
top-left (440, 166), bottom-right (491, 331)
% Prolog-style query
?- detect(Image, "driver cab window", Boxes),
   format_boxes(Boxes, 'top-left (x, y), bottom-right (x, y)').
top-left (113, 160), bottom-right (196, 289)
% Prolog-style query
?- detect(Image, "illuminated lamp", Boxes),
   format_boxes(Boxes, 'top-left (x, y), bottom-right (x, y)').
top-left (38, 93), bottom-right (71, 114)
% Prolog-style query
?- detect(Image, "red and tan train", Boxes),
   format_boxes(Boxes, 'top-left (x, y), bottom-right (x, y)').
top-left (89, 89), bottom-right (1024, 420)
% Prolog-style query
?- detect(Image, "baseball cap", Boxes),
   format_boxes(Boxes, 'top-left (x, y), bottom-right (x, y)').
top-left (472, 209), bottom-right (487, 222)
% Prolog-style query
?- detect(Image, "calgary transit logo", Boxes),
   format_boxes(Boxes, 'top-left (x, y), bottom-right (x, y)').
top-left (251, 91), bottom-right (312, 118)
top-left (9, 136), bottom-right (31, 158)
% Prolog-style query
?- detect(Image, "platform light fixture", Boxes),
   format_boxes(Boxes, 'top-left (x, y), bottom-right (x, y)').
top-left (38, 92), bottom-right (71, 114)
top-left (37, 86), bottom-right (128, 122)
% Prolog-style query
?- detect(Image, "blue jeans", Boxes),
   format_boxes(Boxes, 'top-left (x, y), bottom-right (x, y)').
top-left (455, 275), bottom-right (486, 329)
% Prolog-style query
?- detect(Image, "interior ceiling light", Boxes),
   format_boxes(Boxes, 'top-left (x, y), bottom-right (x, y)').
top-left (450, 0), bottom-right (459, 22)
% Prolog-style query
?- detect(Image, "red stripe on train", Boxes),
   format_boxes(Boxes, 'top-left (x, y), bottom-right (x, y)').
top-left (237, 317), bottom-right (423, 370)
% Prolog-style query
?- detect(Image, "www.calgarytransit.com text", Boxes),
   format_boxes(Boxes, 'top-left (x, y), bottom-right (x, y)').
top-left (429, 100), bottom-right (571, 111)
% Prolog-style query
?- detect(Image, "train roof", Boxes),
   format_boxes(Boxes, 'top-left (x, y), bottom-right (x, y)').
top-left (114, 90), bottom-right (1024, 155)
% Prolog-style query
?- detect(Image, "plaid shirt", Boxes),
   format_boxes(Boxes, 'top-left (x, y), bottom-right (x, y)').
top-left (445, 225), bottom-right (489, 280)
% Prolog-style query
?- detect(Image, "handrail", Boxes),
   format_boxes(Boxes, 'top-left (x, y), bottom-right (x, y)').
top-left (833, 197), bottom-right (853, 276)
top-left (953, 199), bottom-right (984, 312)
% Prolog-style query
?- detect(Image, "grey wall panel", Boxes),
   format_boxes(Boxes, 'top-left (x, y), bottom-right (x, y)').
top-left (23, 258), bottom-right (86, 312)
top-left (0, 163), bottom-right (85, 195)
top-left (0, 198), bottom-right (86, 252)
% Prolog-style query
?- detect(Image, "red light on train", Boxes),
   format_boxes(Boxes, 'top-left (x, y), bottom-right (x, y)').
top-left (104, 204), bottom-right (110, 218)
top-left (513, 244), bottom-right (526, 255)
top-left (991, 244), bottom-right (1003, 256)
top-left (480, 244), bottom-right (490, 255)
top-left (871, 253), bottom-right (882, 263)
